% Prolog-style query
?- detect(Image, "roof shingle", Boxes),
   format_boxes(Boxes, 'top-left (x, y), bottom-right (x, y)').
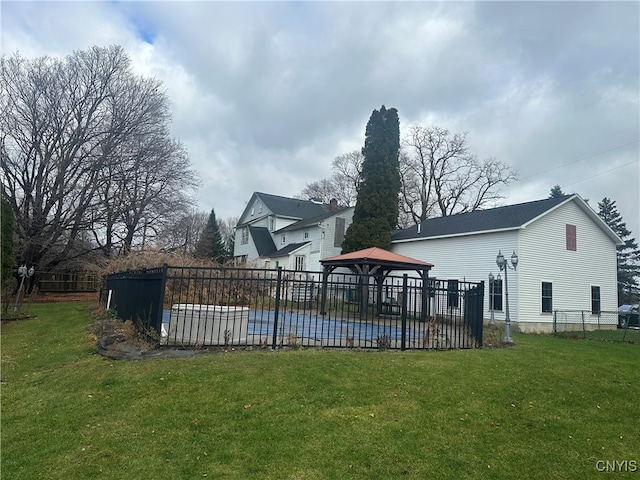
top-left (392, 195), bottom-right (572, 241)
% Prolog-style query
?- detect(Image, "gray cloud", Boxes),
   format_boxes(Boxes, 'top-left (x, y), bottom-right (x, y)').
top-left (2, 1), bottom-right (638, 237)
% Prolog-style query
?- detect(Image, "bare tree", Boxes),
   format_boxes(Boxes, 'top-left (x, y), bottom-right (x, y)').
top-left (0, 46), bottom-right (198, 271)
top-left (110, 135), bottom-right (196, 253)
top-left (155, 210), bottom-right (208, 255)
top-left (400, 125), bottom-right (517, 224)
top-left (217, 216), bottom-right (239, 257)
top-left (299, 150), bottom-right (363, 206)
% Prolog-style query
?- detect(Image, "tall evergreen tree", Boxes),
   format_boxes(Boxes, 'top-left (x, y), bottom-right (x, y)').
top-left (598, 197), bottom-right (640, 303)
top-left (341, 106), bottom-right (401, 253)
top-left (194, 209), bottom-right (227, 263)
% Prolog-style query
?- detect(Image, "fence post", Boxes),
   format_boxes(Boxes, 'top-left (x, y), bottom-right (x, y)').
top-left (477, 281), bottom-right (484, 347)
top-left (154, 264), bottom-right (169, 336)
top-left (581, 310), bottom-right (586, 339)
top-left (271, 267), bottom-right (283, 349)
top-left (553, 310), bottom-right (557, 335)
top-left (401, 274), bottom-right (408, 351)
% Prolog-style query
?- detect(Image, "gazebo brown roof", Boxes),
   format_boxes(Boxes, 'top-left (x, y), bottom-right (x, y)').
top-left (319, 247), bottom-right (434, 317)
top-left (321, 247), bottom-right (433, 273)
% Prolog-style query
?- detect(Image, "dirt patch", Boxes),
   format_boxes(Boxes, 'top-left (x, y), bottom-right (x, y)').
top-left (91, 306), bottom-right (209, 360)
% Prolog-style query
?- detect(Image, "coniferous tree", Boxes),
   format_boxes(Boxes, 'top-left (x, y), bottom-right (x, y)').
top-left (598, 197), bottom-right (640, 303)
top-left (341, 106), bottom-right (401, 253)
top-left (549, 185), bottom-right (566, 198)
top-left (194, 209), bottom-right (227, 263)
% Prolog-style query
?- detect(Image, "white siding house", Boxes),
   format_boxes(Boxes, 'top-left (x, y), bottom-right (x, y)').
top-left (233, 192), bottom-right (354, 273)
top-left (391, 195), bottom-right (622, 333)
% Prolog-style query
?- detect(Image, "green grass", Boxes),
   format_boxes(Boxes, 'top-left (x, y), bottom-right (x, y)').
top-left (2, 303), bottom-right (639, 479)
top-left (554, 328), bottom-right (640, 344)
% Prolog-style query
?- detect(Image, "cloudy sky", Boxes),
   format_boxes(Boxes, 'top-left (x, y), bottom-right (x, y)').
top-left (2, 1), bottom-right (639, 238)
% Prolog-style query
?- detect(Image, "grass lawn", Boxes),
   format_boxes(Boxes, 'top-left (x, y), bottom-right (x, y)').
top-left (2, 303), bottom-right (639, 479)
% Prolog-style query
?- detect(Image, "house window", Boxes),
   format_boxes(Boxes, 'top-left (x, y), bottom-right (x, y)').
top-left (427, 279), bottom-right (437, 298)
top-left (295, 255), bottom-right (305, 271)
top-left (447, 280), bottom-right (459, 309)
top-left (591, 286), bottom-right (601, 314)
top-left (334, 217), bottom-right (345, 247)
top-left (281, 234), bottom-right (286, 244)
top-left (235, 255), bottom-right (247, 266)
top-left (541, 282), bottom-right (553, 313)
top-left (304, 231), bottom-right (309, 240)
top-left (270, 218), bottom-right (275, 231)
top-left (566, 224), bottom-right (576, 251)
top-left (258, 202), bottom-right (263, 214)
top-left (241, 227), bottom-right (248, 245)
top-left (490, 278), bottom-right (503, 311)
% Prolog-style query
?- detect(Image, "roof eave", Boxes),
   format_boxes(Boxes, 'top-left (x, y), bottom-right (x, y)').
top-left (391, 226), bottom-right (522, 243)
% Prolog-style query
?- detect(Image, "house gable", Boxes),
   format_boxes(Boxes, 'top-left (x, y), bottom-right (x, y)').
top-left (233, 191), bottom-right (354, 272)
top-left (390, 194), bottom-right (621, 333)
top-left (518, 198), bottom-right (620, 316)
top-left (237, 192), bottom-right (333, 227)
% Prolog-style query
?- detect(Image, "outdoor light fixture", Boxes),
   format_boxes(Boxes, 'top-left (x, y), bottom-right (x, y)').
top-left (488, 272), bottom-right (495, 327)
top-left (14, 264), bottom-right (35, 313)
top-left (496, 250), bottom-right (518, 343)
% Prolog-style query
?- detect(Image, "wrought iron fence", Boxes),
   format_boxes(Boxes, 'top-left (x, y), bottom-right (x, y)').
top-left (103, 265), bottom-right (484, 350)
top-left (553, 310), bottom-right (640, 344)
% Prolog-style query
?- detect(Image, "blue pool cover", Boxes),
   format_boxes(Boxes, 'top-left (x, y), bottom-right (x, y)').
top-left (162, 308), bottom-right (406, 342)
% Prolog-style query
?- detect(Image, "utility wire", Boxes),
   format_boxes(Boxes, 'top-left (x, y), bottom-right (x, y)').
top-left (559, 159), bottom-right (639, 189)
top-left (518, 138), bottom-right (639, 182)
top-left (511, 156), bottom-right (638, 204)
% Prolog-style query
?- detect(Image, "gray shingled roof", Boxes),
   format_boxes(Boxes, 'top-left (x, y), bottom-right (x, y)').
top-left (392, 195), bottom-right (573, 241)
top-left (276, 207), bottom-right (351, 233)
top-left (257, 192), bottom-right (331, 219)
top-left (249, 226), bottom-right (276, 256)
top-left (270, 242), bottom-right (310, 257)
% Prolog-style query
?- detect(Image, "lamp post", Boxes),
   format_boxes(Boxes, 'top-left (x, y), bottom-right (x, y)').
top-left (496, 250), bottom-right (518, 343)
top-left (14, 265), bottom-right (35, 313)
top-left (488, 272), bottom-right (495, 327)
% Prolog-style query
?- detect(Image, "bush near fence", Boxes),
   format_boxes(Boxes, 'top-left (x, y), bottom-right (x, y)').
top-left (104, 265), bottom-right (485, 351)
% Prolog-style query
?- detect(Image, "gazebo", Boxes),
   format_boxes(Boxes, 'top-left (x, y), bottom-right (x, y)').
top-left (319, 247), bottom-right (434, 318)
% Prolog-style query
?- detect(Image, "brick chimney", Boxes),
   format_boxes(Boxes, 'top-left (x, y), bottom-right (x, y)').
top-left (329, 198), bottom-right (338, 212)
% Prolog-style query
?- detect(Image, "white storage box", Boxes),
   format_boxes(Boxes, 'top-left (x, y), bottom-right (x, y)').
top-left (167, 304), bottom-right (249, 346)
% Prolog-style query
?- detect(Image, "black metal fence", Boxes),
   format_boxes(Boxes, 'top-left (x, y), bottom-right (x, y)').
top-left (104, 266), bottom-right (166, 333)
top-left (103, 265), bottom-right (484, 350)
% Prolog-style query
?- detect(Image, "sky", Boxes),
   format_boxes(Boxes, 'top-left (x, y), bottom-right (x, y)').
top-left (2, 1), bottom-right (639, 240)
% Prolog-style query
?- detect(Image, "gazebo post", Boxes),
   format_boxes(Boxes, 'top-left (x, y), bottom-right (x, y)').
top-left (420, 270), bottom-right (430, 322)
top-left (319, 247), bottom-right (434, 322)
top-left (359, 264), bottom-right (369, 320)
top-left (320, 266), bottom-right (331, 315)
top-left (375, 271), bottom-right (383, 315)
